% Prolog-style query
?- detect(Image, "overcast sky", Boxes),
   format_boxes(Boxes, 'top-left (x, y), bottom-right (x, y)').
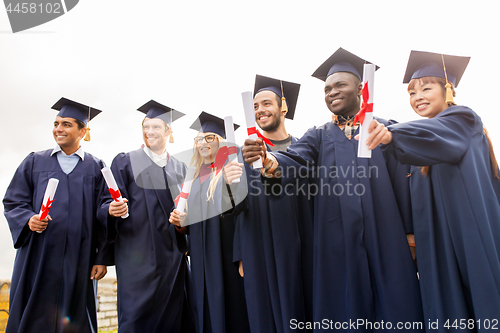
top-left (0, 0), bottom-right (499, 279)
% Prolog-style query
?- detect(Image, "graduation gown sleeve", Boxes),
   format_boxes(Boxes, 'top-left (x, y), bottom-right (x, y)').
top-left (386, 106), bottom-right (476, 166)
top-left (270, 126), bottom-right (321, 180)
top-left (92, 157), bottom-right (114, 266)
top-left (97, 153), bottom-right (129, 243)
top-left (381, 119), bottom-right (414, 234)
top-left (3, 153), bottom-right (37, 249)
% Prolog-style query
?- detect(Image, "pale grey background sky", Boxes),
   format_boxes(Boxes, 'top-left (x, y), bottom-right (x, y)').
top-left (0, 0), bottom-right (499, 279)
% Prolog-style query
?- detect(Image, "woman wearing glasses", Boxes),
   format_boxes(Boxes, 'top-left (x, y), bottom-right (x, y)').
top-left (170, 112), bottom-right (250, 333)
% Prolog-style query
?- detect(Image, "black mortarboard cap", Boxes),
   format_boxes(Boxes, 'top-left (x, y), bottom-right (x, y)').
top-left (51, 97), bottom-right (102, 125)
top-left (253, 74), bottom-right (300, 120)
top-left (403, 50), bottom-right (470, 87)
top-left (137, 100), bottom-right (185, 125)
top-left (190, 112), bottom-right (240, 139)
top-left (312, 47), bottom-right (379, 82)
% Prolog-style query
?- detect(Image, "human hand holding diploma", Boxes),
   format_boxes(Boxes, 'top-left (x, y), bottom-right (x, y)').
top-left (169, 167), bottom-right (196, 228)
top-left (175, 167), bottom-right (196, 214)
top-left (363, 119), bottom-right (393, 149)
top-left (101, 167), bottom-right (129, 219)
top-left (223, 116), bottom-right (240, 184)
top-left (358, 67), bottom-right (392, 148)
top-left (354, 63), bottom-right (376, 158)
top-left (241, 91), bottom-right (273, 168)
top-left (223, 160), bottom-right (244, 185)
top-left (31, 178), bottom-right (59, 233)
top-left (169, 209), bottom-right (186, 228)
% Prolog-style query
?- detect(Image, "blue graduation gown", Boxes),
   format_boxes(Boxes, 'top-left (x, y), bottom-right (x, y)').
top-left (3, 149), bottom-right (110, 333)
top-left (385, 105), bottom-right (500, 331)
top-left (183, 167), bottom-right (250, 333)
top-left (233, 137), bottom-right (314, 333)
top-left (97, 149), bottom-right (194, 333)
top-left (269, 119), bottom-right (424, 332)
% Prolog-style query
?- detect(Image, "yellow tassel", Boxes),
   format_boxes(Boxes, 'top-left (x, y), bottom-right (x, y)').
top-left (281, 97), bottom-right (288, 113)
top-left (84, 127), bottom-right (91, 141)
top-left (441, 55), bottom-right (455, 105)
top-left (169, 129), bottom-right (174, 143)
top-left (84, 106), bottom-right (92, 141)
top-left (445, 82), bottom-right (454, 105)
top-left (280, 80), bottom-right (288, 114)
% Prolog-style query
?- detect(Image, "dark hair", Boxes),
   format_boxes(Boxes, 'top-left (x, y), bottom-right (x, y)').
top-left (75, 119), bottom-right (86, 130)
top-left (408, 77), bottom-right (498, 179)
top-left (408, 76), bottom-right (456, 106)
top-left (275, 94), bottom-right (282, 109)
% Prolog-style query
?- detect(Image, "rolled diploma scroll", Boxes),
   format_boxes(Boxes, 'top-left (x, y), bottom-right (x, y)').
top-left (101, 167), bottom-right (129, 219)
top-left (37, 178), bottom-right (59, 233)
top-left (176, 166), bottom-right (196, 216)
top-left (241, 91), bottom-right (263, 169)
top-left (357, 63), bottom-right (375, 158)
top-left (223, 116), bottom-right (240, 183)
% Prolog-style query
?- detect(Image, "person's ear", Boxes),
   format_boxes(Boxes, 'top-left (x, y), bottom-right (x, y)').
top-left (80, 127), bottom-right (87, 140)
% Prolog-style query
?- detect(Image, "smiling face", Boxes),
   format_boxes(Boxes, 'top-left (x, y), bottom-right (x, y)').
top-left (195, 132), bottom-right (220, 164)
top-left (142, 117), bottom-right (170, 153)
top-left (53, 116), bottom-right (85, 153)
top-left (324, 72), bottom-right (362, 117)
top-left (408, 78), bottom-right (449, 118)
top-left (254, 90), bottom-right (283, 132)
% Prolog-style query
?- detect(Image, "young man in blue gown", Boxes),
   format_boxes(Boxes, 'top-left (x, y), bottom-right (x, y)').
top-left (3, 98), bottom-right (110, 333)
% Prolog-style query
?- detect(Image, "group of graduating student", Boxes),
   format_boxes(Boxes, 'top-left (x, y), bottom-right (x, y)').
top-left (3, 47), bottom-right (500, 333)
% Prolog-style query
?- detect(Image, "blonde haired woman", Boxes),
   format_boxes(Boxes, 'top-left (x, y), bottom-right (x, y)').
top-left (170, 112), bottom-right (250, 333)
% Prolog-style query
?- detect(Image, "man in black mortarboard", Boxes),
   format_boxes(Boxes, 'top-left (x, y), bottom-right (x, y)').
top-left (231, 74), bottom-right (315, 332)
top-left (97, 100), bottom-right (195, 332)
top-left (3, 97), bottom-right (111, 333)
top-left (242, 48), bottom-right (425, 330)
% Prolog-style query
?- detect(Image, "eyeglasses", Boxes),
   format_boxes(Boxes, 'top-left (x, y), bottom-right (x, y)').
top-left (194, 134), bottom-right (217, 144)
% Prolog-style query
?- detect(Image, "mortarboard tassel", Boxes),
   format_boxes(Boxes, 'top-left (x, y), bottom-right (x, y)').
top-left (169, 129), bottom-right (174, 143)
top-left (280, 81), bottom-right (288, 113)
top-left (83, 106), bottom-right (91, 141)
top-left (281, 97), bottom-right (288, 113)
top-left (84, 128), bottom-right (91, 141)
top-left (169, 108), bottom-right (174, 143)
top-left (445, 82), bottom-right (454, 105)
top-left (441, 54), bottom-right (455, 105)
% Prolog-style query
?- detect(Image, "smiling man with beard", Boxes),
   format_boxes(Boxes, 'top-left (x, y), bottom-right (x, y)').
top-left (242, 49), bottom-right (425, 332)
top-left (98, 100), bottom-right (195, 333)
top-left (233, 75), bottom-right (314, 333)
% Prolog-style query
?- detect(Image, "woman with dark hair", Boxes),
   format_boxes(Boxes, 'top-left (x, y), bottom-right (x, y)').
top-left (365, 51), bottom-right (500, 331)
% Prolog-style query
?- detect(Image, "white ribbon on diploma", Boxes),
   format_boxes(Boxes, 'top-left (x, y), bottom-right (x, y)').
top-left (242, 91), bottom-right (263, 169)
top-left (37, 178), bottom-right (59, 233)
top-left (176, 166), bottom-right (196, 217)
top-left (223, 115), bottom-right (240, 184)
top-left (101, 167), bottom-right (129, 219)
top-left (357, 63), bottom-right (376, 158)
